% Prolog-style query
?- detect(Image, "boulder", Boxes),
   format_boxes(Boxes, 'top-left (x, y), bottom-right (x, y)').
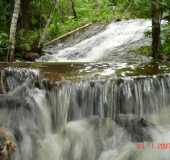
top-left (0, 128), bottom-right (16, 160)
top-left (116, 115), bottom-right (154, 142)
top-left (24, 52), bottom-right (40, 61)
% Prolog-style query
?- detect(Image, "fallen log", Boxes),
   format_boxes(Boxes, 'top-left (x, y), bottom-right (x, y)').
top-left (44, 23), bottom-right (92, 46)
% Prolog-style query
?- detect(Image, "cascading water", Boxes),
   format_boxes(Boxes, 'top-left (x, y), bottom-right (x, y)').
top-left (38, 19), bottom-right (151, 63)
top-left (1, 19), bottom-right (170, 160)
top-left (1, 68), bottom-right (170, 160)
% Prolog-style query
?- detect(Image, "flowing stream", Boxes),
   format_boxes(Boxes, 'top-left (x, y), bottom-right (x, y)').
top-left (1, 19), bottom-right (170, 160)
top-left (39, 19), bottom-right (151, 63)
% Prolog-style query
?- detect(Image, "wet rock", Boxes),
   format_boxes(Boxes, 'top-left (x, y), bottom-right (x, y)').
top-left (115, 18), bottom-right (121, 22)
top-left (0, 94), bottom-right (45, 160)
top-left (0, 68), bottom-right (39, 93)
top-left (160, 54), bottom-right (170, 61)
top-left (0, 128), bottom-right (16, 160)
top-left (116, 115), bottom-right (154, 142)
top-left (90, 81), bottom-right (95, 88)
top-left (24, 52), bottom-right (40, 61)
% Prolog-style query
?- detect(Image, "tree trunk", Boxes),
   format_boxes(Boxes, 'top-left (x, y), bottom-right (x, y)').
top-left (20, 0), bottom-right (31, 29)
top-left (151, 0), bottom-right (161, 59)
top-left (70, 0), bottom-right (77, 19)
top-left (8, 0), bottom-right (21, 62)
top-left (94, 0), bottom-right (100, 10)
top-left (38, 0), bottom-right (59, 47)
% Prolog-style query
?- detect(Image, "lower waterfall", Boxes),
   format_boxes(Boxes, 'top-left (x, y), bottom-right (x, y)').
top-left (1, 68), bottom-right (170, 160)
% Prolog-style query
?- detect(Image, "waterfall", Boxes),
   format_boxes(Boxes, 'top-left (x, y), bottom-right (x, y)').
top-left (1, 68), bottom-right (170, 160)
top-left (0, 19), bottom-right (169, 160)
top-left (38, 19), bottom-right (151, 63)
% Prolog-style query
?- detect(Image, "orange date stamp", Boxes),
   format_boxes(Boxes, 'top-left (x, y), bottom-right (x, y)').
top-left (136, 143), bottom-right (170, 150)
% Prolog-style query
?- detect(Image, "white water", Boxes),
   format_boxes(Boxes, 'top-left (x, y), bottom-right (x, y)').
top-left (2, 19), bottom-right (170, 160)
top-left (2, 68), bottom-right (170, 160)
top-left (33, 88), bottom-right (170, 160)
top-left (38, 19), bottom-right (151, 62)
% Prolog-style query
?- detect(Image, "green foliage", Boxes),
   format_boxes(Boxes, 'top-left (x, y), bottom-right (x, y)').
top-left (0, 32), bottom-right (8, 60)
top-left (112, 0), bottom-right (150, 18)
top-left (0, 1), bottom-right (11, 31)
top-left (17, 30), bottom-right (40, 51)
top-left (142, 21), bottom-right (170, 56)
top-left (161, 0), bottom-right (170, 17)
top-left (0, 32), bottom-right (8, 48)
top-left (74, 0), bottom-right (113, 22)
top-left (161, 23), bottom-right (170, 55)
top-left (130, 46), bottom-right (151, 57)
top-left (47, 0), bottom-right (116, 38)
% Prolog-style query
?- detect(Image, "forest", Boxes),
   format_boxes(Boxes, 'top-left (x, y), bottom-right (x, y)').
top-left (0, 0), bottom-right (170, 61)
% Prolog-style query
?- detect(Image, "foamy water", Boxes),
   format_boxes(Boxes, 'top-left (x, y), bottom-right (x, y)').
top-left (38, 19), bottom-right (151, 63)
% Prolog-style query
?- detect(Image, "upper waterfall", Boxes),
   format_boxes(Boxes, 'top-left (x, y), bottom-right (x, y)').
top-left (38, 19), bottom-right (151, 63)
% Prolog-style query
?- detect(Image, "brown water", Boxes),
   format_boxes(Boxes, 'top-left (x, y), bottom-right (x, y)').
top-left (1, 62), bottom-right (170, 81)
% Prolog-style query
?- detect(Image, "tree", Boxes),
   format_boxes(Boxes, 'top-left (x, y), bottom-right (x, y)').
top-left (70, 0), bottom-right (77, 19)
top-left (38, 0), bottom-right (59, 47)
top-left (151, 0), bottom-right (161, 59)
top-left (20, 0), bottom-right (31, 29)
top-left (8, 0), bottom-right (21, 62)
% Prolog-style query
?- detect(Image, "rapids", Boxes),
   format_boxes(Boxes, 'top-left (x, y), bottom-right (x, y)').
top-left (38, 19), bottom-right (151, 63)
